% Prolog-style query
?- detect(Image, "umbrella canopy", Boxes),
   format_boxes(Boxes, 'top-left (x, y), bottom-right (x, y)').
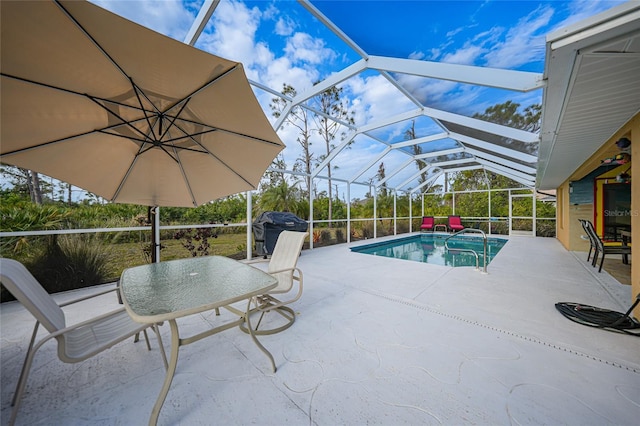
top-left (0, 0), bottom-right (284, 207)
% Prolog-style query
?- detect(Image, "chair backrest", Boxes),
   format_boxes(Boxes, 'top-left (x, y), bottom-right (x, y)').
top-left (421, 216), bottom-right (434, 227)
top-left (268, 231), bottom-right (308, 293)
top-left (448, 215), bottom-right (463, 227)
top-left (579, 219), bottom-right (591, 238)
top-left (583, 220), bottom-right (604, 250)
top-left (579, 219), bottom-right (594, 244)
top-left (0, 258), bottom-right (66, 333)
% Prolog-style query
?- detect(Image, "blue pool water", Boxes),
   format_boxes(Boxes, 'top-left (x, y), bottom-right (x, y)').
top-left (350, 234), bottom-right (507, 267)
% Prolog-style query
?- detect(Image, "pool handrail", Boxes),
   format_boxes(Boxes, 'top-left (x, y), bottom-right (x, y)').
top-left (444, 228), bottom-right (488, 274)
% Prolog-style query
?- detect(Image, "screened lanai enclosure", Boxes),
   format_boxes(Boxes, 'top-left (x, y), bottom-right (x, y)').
top-left (6, 1), bottom-right (639, 263)
top-left (185, 0), bottom-right (546, 250)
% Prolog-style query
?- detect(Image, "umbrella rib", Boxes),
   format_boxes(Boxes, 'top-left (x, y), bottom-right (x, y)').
top-left (169, 117), bottom-right (283, 148)
top-left (164, 65), bottom-right (240, 114)
top-left (166, 143), bottom-right (199, 207)
top-left (86, 96), bottom-right (160, 146)
top-left (131, 82), bottom-right (161, 142)
top-left (0, 73), bottom-right (156, 115)
top-left (110, 130), bottom-right (158, 202)
top-left (54, 0), bottom-right (131, 81)
top-left (131, 79), bottom-right (164, 115)
top-left (169, 130), bottom-right (256, 188)
top-left (159, 99), bottom-right (192, 142)
top-left (56, 0), bottom-right (163, 150)
top-left (0, 75), bottom-right (167, 148)
top-left (0, 130), bottom-right (99, 157)
top-left (111, 154), bottom-right (141, 203)
top-left (140, 144), bottom-right (181, 163)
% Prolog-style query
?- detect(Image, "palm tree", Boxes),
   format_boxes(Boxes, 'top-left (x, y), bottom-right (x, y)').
top-left (258, 180), bottom-right (301, 215)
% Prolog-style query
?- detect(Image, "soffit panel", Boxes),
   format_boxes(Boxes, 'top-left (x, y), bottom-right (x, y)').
top-left (537, 2), bottom-right (640, 189)
top-left (539, 54), bottom-right (640, 189)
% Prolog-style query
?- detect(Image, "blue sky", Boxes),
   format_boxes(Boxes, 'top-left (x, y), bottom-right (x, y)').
top-left (89, 0), bottom-right (626, 198)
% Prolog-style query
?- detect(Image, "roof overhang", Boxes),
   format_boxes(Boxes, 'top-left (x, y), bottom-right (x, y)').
top-left (537, 2), bottom-right (640, 190)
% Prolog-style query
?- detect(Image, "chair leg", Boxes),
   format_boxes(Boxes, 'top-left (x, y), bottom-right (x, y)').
top-left (587, 246), bottom-right (593, 262)
top-left (134, 330), bottom-right (153, 351)
top-left (11, 322), bottom-right (40, 408)
top-left (598, 253), bottom-right (605, 272)
top-left (136, 325), bottom-right (167, 370)
top-left (9, 329), bottom-right (50, 425)
top-left (152, 324), bottom-right (169, 370)
top-left (142, 329), bottom-right (152, 351)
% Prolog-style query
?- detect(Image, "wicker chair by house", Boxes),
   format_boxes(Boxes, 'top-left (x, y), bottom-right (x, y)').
top-left (582, 220), bottom-right (631, 272)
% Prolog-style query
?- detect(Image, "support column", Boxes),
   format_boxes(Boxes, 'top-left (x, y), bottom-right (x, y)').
top-left (409, 193), bottom-right (413, 233)
top-left (373, 186), bottom-right (377, 239)
top-left (309, 180), bottom-right (314, 249)
top-left (393, 190), bottom-right (397, 235)
top-left (347, 183), bottom-right (351, 243)
top-left (246, 191), bottom-right (252, 260)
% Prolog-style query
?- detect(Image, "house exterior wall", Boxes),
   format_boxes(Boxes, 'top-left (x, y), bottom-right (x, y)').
top-left (555, 112), bottom-right (639, 318)
top-left (556, 183), bottom-right (570, 248)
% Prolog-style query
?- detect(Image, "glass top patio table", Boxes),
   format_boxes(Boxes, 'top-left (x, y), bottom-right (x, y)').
top-left (119, 255), bottom-right (278, 426)
top-left (120, 255), bottom-right (278, 323)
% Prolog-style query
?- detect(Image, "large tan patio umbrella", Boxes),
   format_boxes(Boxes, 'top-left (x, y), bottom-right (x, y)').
top-left (1, 0), bottom-right (284, 260)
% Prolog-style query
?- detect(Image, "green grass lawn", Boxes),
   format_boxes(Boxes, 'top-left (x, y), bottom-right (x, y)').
top-left (104, 232), bottom-right (248, 281)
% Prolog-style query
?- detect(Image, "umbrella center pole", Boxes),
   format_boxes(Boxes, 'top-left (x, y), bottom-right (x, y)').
top-left (148, 206), bottom-right (161, 263)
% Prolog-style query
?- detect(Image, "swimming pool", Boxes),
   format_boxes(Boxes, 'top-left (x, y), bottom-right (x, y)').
top-left (350, 234), bottom-right (507, 267)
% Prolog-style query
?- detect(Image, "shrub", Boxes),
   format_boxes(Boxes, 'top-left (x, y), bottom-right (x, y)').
top-left (361, 222), bottom-right (373, 239)
top-left (396, 220), bottom-right (410, 234)
top-left (320, 229), bottom-right (332, 244)
top-left (489, 221), bottom-right (509, 235)
top-left (173, 228), bottom-right (218, 257)
top-left (536, 221), bottom-right (556, 237)
top-left (0, 234), bottom-right (112, 302)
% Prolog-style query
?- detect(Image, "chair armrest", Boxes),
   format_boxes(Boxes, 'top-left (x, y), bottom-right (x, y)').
top-left (259, 267), bottom-right (304, 308)
top-left (266, 266), bottom-right (298, 275)
top-left (47, 307), bottom-right (133, 340)
top-left (58, 286), bottom-right (118, 308)
top-left (27, 307), bottom-right (146, 364)
top-left (264, 266), bottom-right (303, 285)
top-left (242, 258), bottom-right (270, 265)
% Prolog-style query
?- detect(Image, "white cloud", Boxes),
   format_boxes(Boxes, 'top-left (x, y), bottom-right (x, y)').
top-left (482, 5), bottom-right (553, 68)
top-left (442, 44), bottom-right (485, 66)
top-left (264, 57), bottom-right (320, 96)
top-left (197, 0), bottom-right (262, 66)
top-left (346, 74), bottom-right (416, 126)
top-left (275, 16), bottom-right (296, 36)
top-left (90, 0), bottom-right (193, 41)
top-left (284, 33), bottom-right (336, 64)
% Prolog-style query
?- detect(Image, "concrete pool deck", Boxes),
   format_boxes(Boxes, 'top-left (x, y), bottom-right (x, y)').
top-left (1, 234), bottom-right (639, 425)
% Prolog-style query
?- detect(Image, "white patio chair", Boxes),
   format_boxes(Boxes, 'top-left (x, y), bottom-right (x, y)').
top-left (241, 230), bottom-right (308, 335)
top-left (0, 258), bottom-right (168, 425)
